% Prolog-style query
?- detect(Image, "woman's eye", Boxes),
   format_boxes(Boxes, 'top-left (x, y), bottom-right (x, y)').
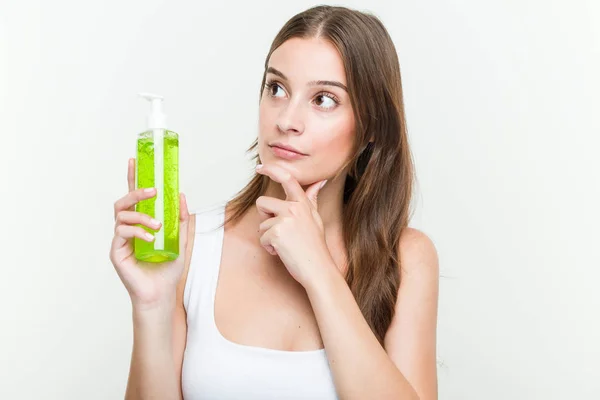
top-left (267, 83), bottom-right (285, 98)
top-left (314, 94), bottom-right (337, 110)
top-left (266, 82), bottom-right (338, 110)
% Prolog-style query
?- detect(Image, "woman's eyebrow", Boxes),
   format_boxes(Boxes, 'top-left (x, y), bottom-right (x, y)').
top-left (267, 67), bottom-right (348, 92)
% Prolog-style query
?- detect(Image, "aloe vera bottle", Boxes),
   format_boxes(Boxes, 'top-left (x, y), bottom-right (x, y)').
top-left (135, 92), bottom-right (179, 263)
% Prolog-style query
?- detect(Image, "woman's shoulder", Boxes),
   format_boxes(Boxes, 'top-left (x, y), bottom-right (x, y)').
top-left (189, 200), bottom-right (227, 216)
top-left (188, 201), bottom-right (228, 235)
top-left (189, 201), bottom-right (227, 218)
top-left (398, 227), bottom-right (439, 277)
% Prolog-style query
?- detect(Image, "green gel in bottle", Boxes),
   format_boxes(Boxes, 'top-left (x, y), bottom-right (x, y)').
top-left (134, 93), bottom-right (179, 263)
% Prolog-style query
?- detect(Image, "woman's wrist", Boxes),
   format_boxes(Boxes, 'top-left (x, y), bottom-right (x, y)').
top-left (131, 292), bottom-right (177, 327)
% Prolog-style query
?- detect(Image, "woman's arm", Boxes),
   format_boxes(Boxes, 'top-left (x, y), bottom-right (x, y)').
top-left (124, 215), bottom-right (196, 400)
top-left (124, 302), bottom-right (182, 400)
top-left (306, 227), bottom-right (439, 400)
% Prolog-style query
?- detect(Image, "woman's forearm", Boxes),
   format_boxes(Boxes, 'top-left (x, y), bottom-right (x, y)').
top-left (306, 267), bottom-right (419, 400)
top-left (125, 298), bottom-right (181, 400)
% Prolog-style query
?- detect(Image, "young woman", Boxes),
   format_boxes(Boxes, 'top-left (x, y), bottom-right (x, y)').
top-left (110, 5), bottom-right (439, 400)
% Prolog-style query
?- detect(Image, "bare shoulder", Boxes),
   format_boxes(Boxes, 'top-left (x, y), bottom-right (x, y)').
top-left (398, 227), bottom-right (439, 278)
top-left (383, 228), bottom-right (439, 400)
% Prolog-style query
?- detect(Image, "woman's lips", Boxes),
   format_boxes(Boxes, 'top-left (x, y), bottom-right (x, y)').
top-left (269, 145), bottom-right (308, 160)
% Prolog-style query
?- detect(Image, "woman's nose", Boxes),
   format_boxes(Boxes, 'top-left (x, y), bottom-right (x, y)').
top-left (276, 100), bottom-right (305, 135)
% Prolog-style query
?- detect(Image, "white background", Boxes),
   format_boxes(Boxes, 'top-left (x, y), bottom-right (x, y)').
top-left (1, 0), bottom-right (598, 398)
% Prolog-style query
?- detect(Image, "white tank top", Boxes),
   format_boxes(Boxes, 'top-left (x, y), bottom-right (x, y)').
top-left (181, 203), bottom-right (339, 399)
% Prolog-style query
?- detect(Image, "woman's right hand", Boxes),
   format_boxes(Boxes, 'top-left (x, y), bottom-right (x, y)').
top-left (109, 158), bottom-right (191, 311)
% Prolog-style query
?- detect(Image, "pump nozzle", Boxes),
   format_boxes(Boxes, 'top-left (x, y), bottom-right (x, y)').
top-left (139, 92), bottom-right (167, 129)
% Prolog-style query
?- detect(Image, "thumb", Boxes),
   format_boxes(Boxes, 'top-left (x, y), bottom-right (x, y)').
top-left (305, 179), bottom-right (327, 208)
top-left (179, 193), bottom-right (191, 251)
top-left (179, 192), bottom-right (189, 223)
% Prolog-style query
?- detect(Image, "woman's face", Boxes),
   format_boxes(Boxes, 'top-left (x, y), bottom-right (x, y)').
top-left (258, 37), bottom-right (356, 186)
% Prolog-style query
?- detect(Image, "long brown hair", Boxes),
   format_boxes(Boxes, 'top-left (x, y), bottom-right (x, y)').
top-left (223, 5), bottom-right (415, 345)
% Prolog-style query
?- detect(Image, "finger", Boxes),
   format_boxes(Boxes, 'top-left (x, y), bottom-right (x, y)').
top-left (113, 224), bottom-right (155, 248)
top-left (114, 187), bottom-right (156, 220)
top-left (177, 193), bottom-right (191, 257)
top-left (258, 215), bottom-right (282, 235)
top-left (127, 158), bottom-right (136, 193)
top-left (255, 164), bottom-right (305, 202)
top-left (179, 193), bottom-right (189, 222)
top-left (259, 230), bottom-right (278, 256)
top-left (256, 196), bottom-right (287, 221)
top-left (304, 179), bottom-right (327, 209)
top-left (265, 245), bottom-right (277, 256)
top-left (115, 210), bottom-right (161, 231)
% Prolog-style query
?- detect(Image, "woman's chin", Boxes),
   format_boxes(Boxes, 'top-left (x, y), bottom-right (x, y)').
top-left (259, 153), bottom-right (325, 186)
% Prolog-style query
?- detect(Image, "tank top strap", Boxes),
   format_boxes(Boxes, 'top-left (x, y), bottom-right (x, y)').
top-left (183, 202), bottom-right (226, 328)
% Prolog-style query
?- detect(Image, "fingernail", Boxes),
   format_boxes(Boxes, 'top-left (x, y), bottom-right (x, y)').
top-left (320, 180), bottom-right (328, 189)
top-left (145, 232), bottom-right (154, 241)
top-left (150, 218), bottom-right (160, 226)
top-left (256, 164), bottom-right (263, 171)
top-left (144, 188), bottom-right (155, 193)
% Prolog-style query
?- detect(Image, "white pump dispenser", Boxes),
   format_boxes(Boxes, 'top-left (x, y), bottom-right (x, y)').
top-left (138, 92), bottom-right (166, 252)
top-left (139, 92), bottom-right (167, 129)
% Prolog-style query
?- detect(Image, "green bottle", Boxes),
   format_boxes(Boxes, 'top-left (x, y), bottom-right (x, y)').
top-left (134, 93), bottom-right (179, 263)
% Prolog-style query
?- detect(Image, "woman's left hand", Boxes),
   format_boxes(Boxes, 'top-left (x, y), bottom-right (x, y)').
top-left (255, 163), bottom-right (337, 289)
